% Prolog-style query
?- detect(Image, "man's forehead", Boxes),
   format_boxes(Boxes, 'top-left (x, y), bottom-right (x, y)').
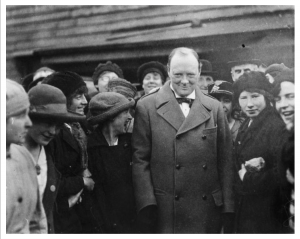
top-left (232, 64), bottom-right (258, 71)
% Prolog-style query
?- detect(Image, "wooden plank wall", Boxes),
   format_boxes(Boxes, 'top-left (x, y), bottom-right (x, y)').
top-left (6, 5), bottom-right (294, 80)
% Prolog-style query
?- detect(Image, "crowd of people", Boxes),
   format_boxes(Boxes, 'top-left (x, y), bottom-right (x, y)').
top-left (6, 46), bottom-right (294, 234)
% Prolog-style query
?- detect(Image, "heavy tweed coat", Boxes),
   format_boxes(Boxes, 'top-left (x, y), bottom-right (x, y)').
top-left (233, 106), bottom-right (289, 233)
top-left (132, 82), bottom-right (235, 233)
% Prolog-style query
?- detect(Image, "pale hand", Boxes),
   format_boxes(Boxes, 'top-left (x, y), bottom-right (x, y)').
top-left (245, 157), bottom-right (265, 172)
top-left (68, 189), bottom-right (83, 208)
top-left (238, 164), bottom-right (247, 181)
top-left (83, 177), bottom-right (95, 191)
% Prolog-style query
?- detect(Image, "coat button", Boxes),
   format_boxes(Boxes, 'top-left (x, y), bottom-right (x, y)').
top-left (50, 185), bottom-right (56, 192)
top-left (124, 143), bottom-right (128, 148)
top-left (18, 197), bottom-right (23, 203)
top-left (202, 194), bottom-right (207, 200)
top-left (238, 141), bottom-right (241, 145)
top-left (176, 164), bottom-right (180, 169)
top-left (113, 223), bottom-right (117, 227)
top-left (175, 195), bottom-right (179, 200)
top-left (202, 164), bottom-right (207, 170)
top-left (202, 135), bottom-right (207, 140)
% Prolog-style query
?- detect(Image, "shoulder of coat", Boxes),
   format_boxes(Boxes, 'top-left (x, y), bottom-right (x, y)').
top-left (139, 87), bottom-right (160, 100)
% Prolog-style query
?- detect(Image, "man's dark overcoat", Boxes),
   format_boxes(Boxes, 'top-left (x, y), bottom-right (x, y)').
top-left (132, 82), bottom-right (235, 233)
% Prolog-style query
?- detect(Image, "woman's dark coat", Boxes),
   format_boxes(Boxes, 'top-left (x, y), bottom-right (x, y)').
top-left (47, 125), bottom-right (105, 233)
top-left (88, 129), bottom-right (137, 233)
top-left (42, 149), bottom-right (61, 233)
top-left (233, 107), bottom-right (289, 233)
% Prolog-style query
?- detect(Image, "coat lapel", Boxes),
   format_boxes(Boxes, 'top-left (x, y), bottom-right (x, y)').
top-left (156, 83), bottom-right (185, 131)
top-left (61, 126), bottom-right (80, 153)
top-left (177, 87), bottom-right (211, 135)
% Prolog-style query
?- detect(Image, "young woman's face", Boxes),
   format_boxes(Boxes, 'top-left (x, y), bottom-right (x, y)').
top-left (142, 72), bottom-right (163, 94)
top-left (275, 81), bottom-right (295, 127)
top-left (239, 91), bottom-right (266, 118)
top-left (111, 109), bottom-right (132, 135)
top-left (218, 95), bottom-right (233, 119)
top-left (69, 93), bottom-right (87, 115)
top-left (28, 120), bottom-right (63, 146)
top-left (7, 109), bottom-right (32, 145)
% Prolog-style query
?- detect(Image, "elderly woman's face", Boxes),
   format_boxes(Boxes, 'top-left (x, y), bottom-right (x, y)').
top-left (111, 109), bottom-right (133, 135)
top-left (239, 91), bottom-right (266, 118)
top-left (275, 81), bottom-right (294, 127)
top-left (142, 72), bottom-right (163, 94)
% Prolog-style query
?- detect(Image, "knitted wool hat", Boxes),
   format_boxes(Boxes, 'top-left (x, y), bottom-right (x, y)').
top-left (265, 63), bottom-right (290, 78)
top-left (107, 78), bottom-right (137, 99)
top-left (43, 71), bottom-right (86, 98)
top-left (137, 61), bottom-right (168, 84)
top-left (233, 71), bottom-right (273, 103)
top-left (87, 92), bottom-right (135, 125)
top-left (28, 84), bottom-right (85, 122)
top-left (272, 68), bottom-right (294, 97)
top-left (6, 79), bottom-right (30, 118)
top-left (92, 61), bottom-right (124, 86)
top-left (208, 80), bottom-right (233, 98)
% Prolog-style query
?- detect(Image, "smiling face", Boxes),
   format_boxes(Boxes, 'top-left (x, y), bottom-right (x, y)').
top-left (28, 120), bottom-right (63, 146)
top-left (111, 109), bottom-right (132, 135)
top-left (275, 81), bottom-right (295, 127)
top-left (198, 75), bottom-right (214, 93)
top-left (142, 72), bottom-right (163, 95)
top-left (6, 108), bottom-right (32, 145)
top-left (169, 52), bottom-right (199, 97)
top-left (239, 91), bottom-right (266, 118)
top-left (68, 93), bottom-right (87, 115)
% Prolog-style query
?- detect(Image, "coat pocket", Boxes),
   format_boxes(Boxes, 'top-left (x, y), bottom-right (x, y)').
top-left (203, 126), bottom-right (217, 135)
top-left (211, 188), bottom-right (223, 207)
top-left (154, 188), bottom-right (166, 196)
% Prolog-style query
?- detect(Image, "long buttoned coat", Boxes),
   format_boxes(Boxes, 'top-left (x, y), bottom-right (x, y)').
top-left (132, 82), bottom-right (234, 233)
top-left (233, 107), bottom-right (289, 233)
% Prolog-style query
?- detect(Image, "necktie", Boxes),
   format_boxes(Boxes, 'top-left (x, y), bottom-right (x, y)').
top-left (176, 98), bottom-right (194, 108)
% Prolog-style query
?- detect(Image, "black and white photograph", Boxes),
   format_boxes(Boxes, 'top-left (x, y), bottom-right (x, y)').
top-left (1, 2), bottom-right (296, 236)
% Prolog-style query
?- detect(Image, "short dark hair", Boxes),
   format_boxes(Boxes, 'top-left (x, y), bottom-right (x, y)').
top-left (66, 85), bottom-right (88, 109)
top-left (167, 47), bottom-right (201, 72)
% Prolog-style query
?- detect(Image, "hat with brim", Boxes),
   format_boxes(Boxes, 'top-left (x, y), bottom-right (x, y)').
top-left (200, 59), bottom-right (218, 77)
top-left (28, 84), bottom-right (86, 123)
top-left (88, 92), bottom-right (135, 125)
top-left (227, 59), bottom-right (262, 69)
top-left (208, 80), bottom-right (233, 98)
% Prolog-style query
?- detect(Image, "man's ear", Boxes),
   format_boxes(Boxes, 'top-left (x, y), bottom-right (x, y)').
top-left (167, 64), bottom-right (171, 78)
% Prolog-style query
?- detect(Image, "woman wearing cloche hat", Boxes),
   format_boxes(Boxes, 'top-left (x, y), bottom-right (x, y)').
top-left (232, 71), bottom-right (289, 233)
top-left (44, 71), bottom-right (104, 233)
top-left (87, 92), bottom-right (137, 233)
top-left (23, 84), bottom-right (85, 233)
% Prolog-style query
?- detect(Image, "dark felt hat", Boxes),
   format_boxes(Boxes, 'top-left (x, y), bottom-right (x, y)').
top-left (21, 73), bottom-right (34, 92)
top-left (227, 59), bottom-right (262, 69)
top-left (208, 80), bottom-right (233, 98)
top-left (92, 61), bottom-right (124, 86)
top-left (233, 71), bottom-right (272, 103)
top-left (107, 78), bottom-right (137, 99)
top-left (137, 61), bottom-right (168, 84)
top-left (28, 84), bottom-right (86, 122)
top-left (200, 59), bottom-right (218, 76)
top-left (43, 71), bottom-right (86, 97)
top-left (265, 63), bottom-right (294, 84)
top-left (87, 92), bottom-right (135, 125)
